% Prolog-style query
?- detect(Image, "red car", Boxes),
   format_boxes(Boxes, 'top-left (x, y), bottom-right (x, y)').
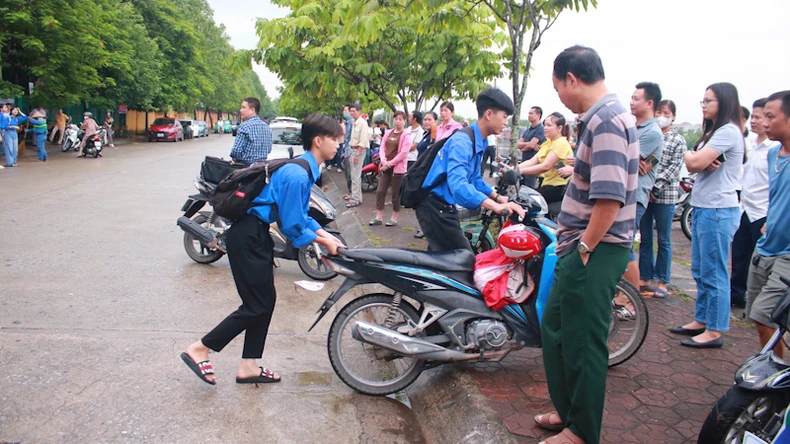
top-left (148, 118), bottom-right (184, 142)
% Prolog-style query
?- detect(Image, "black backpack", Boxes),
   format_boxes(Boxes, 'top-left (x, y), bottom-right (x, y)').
top-left (209, 158), bottom-right (312, 221)
top-left (399, 126), bottom-right (475, 208)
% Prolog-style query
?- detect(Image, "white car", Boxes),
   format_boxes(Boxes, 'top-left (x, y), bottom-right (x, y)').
top-left (268, 121), bottom-right (303, 160)
top-left (272, 116), bottom-right (299, 124)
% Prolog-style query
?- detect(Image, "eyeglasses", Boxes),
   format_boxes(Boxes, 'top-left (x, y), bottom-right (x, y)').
top-left (700, 99), bottom-right (718, 107)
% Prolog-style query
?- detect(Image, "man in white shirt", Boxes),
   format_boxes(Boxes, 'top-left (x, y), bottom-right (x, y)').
top-left (346, 104), bottom-right (371, 207)
top-left (407, 111), bottom-right (425, 171)
top-left (731, 98), bottom-right (779, 308)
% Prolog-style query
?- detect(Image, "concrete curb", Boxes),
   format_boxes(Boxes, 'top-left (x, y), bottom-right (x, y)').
top-left (323, 172), bottom-right (517, 444)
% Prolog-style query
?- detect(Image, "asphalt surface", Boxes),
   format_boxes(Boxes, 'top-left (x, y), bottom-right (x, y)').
top-left (0, 138), bottom-right (439, 443)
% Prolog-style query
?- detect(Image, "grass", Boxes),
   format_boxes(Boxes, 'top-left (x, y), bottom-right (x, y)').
top-left (673, 289), bottom-right (693, 302)
top-left (369, 235), bottom-right (390, 248)
top-left (402, 226), bottom-right (415, 232)
top-left (672, 258), bottom-right (692, 267)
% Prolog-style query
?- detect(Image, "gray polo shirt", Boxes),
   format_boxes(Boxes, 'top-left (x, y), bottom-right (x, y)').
top-left (636, 118), bottom-right (663, 207)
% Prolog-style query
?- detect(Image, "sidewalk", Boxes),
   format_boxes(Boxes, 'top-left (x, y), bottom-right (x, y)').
top-left (324, 169), bottom-right (759, 443)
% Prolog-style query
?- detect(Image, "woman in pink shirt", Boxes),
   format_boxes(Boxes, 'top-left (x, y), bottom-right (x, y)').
top-left (435, 101), bottom-right (464, 141)
top-left (371, 111), bottom-right (412, 226)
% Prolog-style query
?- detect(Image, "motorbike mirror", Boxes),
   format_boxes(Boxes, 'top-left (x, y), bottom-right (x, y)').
top-left (499, 169), bottom-right (519, 187)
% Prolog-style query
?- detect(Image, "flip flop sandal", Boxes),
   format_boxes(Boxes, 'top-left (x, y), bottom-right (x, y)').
top-left (180, 352), bottom-right (216, 385)
top-left (385, 220), bottom-right (398, 226)
top-left (653, 288), bottom-right (668, 299)
top-left (534, 412), bottom-right (564, 431)
top-left (369, 218), bottom-right (382, 226)
top-left (236, 367), bottom-right (281, 385)
top-left (346, 201), bottom-right (361, 208)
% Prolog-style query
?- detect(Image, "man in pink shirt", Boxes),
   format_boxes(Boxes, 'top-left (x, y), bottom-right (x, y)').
top-left (435, 101), bottom-right (464, 141)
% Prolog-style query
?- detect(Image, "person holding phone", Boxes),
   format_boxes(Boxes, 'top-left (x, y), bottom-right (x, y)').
top-left (672, 83), bottom-right (745, 349)
top-left (509, 112), bottom-right (573, 205)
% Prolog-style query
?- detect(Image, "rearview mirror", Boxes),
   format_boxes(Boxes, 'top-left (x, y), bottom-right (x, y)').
top-left (500, 169), bottom-right (519, 187)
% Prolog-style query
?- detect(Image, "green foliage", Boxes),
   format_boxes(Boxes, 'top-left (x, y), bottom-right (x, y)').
top-left (0, 0), bottom-right (272, 115)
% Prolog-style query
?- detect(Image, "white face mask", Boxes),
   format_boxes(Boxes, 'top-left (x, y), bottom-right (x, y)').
top-left (656, 116), bottom-right (673, 128)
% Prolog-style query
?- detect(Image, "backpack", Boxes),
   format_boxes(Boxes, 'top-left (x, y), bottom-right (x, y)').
top-left (209, 158), bottom-right (312, 221)
top-left (399, 126), bottom-right (475, 208)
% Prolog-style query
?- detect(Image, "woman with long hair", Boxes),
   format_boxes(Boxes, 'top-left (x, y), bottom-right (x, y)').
top-left (639, 100), bottom-right (687, 299)
top-left (671, 83), bottom-right (744, 348)
top-left (370, 111), bottom-right (411, 226)
top-left (436, 101), bottom-right (463, 141)
top-left (511, 112), bottom-right (573, 205)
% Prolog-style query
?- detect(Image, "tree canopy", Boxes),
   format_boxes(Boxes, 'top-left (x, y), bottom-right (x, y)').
top-left (0, 0), bottom-right (274, 116)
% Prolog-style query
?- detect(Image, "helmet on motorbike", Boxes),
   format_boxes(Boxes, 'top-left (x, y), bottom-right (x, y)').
top-left (83, 112), bottom-right (93, 119)
top-left (497, 224), bottom-right (542, 259)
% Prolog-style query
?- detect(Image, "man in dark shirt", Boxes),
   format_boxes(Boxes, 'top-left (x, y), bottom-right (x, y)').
top-left (518, 106), bottom-right (546, 187)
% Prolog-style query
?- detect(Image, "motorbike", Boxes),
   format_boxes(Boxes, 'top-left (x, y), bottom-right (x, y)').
top-left (176, 157), bottom-right (345, 281)
top-left (61, 124), bottom-right (81, 152)
top-left (361, 148), bottom-right (380, 192)
top-left (677, 176), bottom-right (695, 241)
top-left (698, 276), bottom-right (790, 444)
top-left (78, 128), bottom-right (105, 158)
top-left (309, 169), bottom-right (649, 396)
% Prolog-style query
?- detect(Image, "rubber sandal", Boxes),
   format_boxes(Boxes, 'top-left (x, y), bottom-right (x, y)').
top-left (180, 352), bottom-right (216, 385)
top-left (653, 288), bottom-right (668, 299)
top-left (534, 411), bottom-right (564, 431)
top-left (385, 220), bottom-right (398, 226)
top-left (369, 218), bottom-right (382, 226)
top-left (236, 367), bottom-right (281, 385)
top-left (346, 201), bottom-right (361, 208)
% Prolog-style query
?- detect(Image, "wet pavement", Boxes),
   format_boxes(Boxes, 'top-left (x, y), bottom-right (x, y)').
top-left (323, 168), bottom-right (761, 443)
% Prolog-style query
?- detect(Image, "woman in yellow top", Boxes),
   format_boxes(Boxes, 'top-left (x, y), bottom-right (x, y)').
top-left (511, 112), bottom-right (573, 205)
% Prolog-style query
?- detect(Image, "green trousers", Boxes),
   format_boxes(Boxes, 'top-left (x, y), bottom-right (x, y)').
top-left (540, 243), bottom-right (630, 444)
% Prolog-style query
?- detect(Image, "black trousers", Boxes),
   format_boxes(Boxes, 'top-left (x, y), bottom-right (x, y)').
top-left (481, 145), bottom-right (497, 176)
top-left (538, 185), bottom-right (566, 206)
top-left (415, 194), bottom-right (472, 252)
top-left (730, 212), bottom-right (766, 303)
top-left (202, 215), bottom-right (277, 359)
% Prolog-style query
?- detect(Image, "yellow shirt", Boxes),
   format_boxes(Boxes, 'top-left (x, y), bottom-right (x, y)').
top-left (536, 136), bottom-right (573, 187)
top-left (55, 113), bottom-right (68, 128)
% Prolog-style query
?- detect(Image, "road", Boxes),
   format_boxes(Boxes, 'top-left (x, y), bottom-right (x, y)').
top-left (0, 138), bottom-right (428, 443)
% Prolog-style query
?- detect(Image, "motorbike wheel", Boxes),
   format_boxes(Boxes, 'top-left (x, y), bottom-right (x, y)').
top-left (93, 149), bottom-right (100, 158)
top-left (297, 233), bottom-right (345, 280)
top-left (697, 386), bottom-right (788, 444)
top-left (183, 214), bottom-right (226, 264)
top-left (681, 205), bottom-right (693, 241)
top-left (62, 140), bottom-right (72, 152)
top-left (607, 278), bottom-right (649, 367)
top-left (328, 294), bottom-right (425, 396)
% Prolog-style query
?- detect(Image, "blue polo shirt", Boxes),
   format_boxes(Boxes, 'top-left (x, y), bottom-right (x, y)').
top-left (422, 123), bottom-right (493, 209)
top-left (521, 124), bottom-right (546, 161)
top-left (756, 145), bottom-right (790, 257)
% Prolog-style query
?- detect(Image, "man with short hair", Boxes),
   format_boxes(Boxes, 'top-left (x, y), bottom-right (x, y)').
top-left (346, 104), bottom-right (370, 207)
top-left (745, 90), bottom-right (790, 360)
top-left (342, 105), bottom-right (354, 198)
top-left (49, 109), bottom-right (68, 144)
top-left (416, 88), bottom-right (525, 252)
top-left (534, 46), bottom-right (639, 444)
top-left (517, 106), bottom-right (546, 187)
top-left (625, 81), bottom-right (663, 292)
top-left (731, 98), bottom-right (779, 308)
top-left (230, 97), bottom-right (271, 166)
top-left (407, 111), bottom-right (425, 171)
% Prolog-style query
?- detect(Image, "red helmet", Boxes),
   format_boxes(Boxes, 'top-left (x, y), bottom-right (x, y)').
top-left (498, 224), bottom-right (542, 259)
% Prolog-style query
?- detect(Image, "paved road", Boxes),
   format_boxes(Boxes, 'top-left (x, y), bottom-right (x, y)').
top-left (0, 139), bottom-right (428, 443)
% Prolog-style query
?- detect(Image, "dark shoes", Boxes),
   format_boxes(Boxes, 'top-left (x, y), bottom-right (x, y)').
top-left (680, 337), bottom-right (723, 349)
top-left (669, 326), bottom-right (706, 336)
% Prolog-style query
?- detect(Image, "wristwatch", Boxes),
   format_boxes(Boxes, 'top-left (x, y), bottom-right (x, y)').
top-left (578, 241), bottom-right (595, 254)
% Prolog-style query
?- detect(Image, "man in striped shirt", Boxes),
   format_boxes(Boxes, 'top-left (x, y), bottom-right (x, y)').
top-left (534, 46), bottom-right (639, 444)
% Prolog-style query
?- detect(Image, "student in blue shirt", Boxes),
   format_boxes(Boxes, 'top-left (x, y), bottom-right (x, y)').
top-left (2, 107), bottom-right (28, 167)
top-left (417, 88), bottom-right (525, 252)
top-left (181, 113), bottom-right (346, 386)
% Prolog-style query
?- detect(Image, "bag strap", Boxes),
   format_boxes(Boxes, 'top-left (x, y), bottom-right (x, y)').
top-left (427, 126), bottom-right (477, 192)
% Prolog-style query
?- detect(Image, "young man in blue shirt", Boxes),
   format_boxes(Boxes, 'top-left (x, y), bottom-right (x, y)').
top-left (416, 88), bottom-right (525, 252)
top-left (181, 114), bottom-right (346, 385)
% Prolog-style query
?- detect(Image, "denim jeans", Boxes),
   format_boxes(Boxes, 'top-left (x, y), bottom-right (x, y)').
top-left (639, 202), bottom-right (674, 283)
top-left (629, 203), bottom-right (647, 262)
top-left (3, 131), bottom-right (18, 166)
top-left (35, 132), bottom-right (47, 160)
top-left (691, 207), bottom-right (739, 332)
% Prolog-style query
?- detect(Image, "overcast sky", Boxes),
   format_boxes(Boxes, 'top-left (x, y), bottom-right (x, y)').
top-left (206, 0), bottom-right (790, 124)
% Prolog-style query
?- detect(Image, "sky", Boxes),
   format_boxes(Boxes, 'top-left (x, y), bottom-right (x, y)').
top-left (206, 0), bottom-right (790, 125)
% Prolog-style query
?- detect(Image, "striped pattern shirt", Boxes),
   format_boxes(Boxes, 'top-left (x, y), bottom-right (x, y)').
top-left (556, 94), bottom-right (640, 257)
top-left (653, 129), bottom-right (687, 205)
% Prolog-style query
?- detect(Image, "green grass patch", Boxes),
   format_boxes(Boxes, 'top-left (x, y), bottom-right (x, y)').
top-left (402, 226), bottom-right (415, 232)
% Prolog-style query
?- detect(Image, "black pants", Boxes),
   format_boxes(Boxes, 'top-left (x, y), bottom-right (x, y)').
top-left (481, 145), bottom-right (497, 176)
top-left (731, 212), bottom-right (766, 303)
top-left (538, 185), bottom-right (566, 206)
top-left (415, 194), bottom-right (472, 252)
top-left (202, 215), bottom-right (277, 359)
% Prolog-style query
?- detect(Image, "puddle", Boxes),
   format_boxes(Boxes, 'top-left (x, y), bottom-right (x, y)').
top-left (296, 371), bottom-right (333, 387)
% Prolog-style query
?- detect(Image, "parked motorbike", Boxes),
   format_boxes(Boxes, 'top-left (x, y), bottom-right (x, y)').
top-left (677, 176), bottom-right (695, 241)
top-left (309, 169), bottom-right (649, 395)
top-left (61, 124), bottom-right (81, 152)
top-left (698, 277), bottom-right (790, 444)
top-left (361, 148), bottom-right (380, 192)
top-left (78, 128), bottom-right (105, 158)
top-left (176, 157), bottom-right (345, 281)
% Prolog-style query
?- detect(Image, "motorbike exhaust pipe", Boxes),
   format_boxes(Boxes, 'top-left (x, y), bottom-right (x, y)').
top-left (177, 216), bottom-right (216, 245)
top-left (352, 320), bottom-right (481, 361)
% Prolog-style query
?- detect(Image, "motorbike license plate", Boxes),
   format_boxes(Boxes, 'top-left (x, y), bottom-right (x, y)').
top-left (158, 132), bottom-right (165, 137)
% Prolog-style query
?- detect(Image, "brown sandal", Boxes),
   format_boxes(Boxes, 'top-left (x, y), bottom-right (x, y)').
top-left (539, 428), bottom-right (585, 444)
top-left (534, 411), bottom-right (564, 431)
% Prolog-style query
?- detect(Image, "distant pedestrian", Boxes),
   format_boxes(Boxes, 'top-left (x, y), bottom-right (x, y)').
top-left (78, 112), bottom-right (99, 158)
top-left (481, 134), bottom-right (497, 177)
top-left (415, 111), bottom-right (437, 158)
top-left (535, 45), bottom-right (639, 444)
top-left (104, 112), bottom-right (115, 147)
top-left (49, 109), bottom-right (68, 144)
top-left (346, 103), bottom-right (370, 208)
top-left (671, 82), bottom-right (744, 349)
top-left (517, 106), bottom-right (546, 187)
top-left (371, 111), bottom-right (411, 227)
top-left (640, 100), bottom-right (687, 299)
top-left (435, 101), bottom-right (463, 141)
top-left (29, 110), bottom-right (48, 161)
top-left (745, 90), bottom-right (790, 360)
top-left (407, 111), bottom-right (425, 171)
top-left (342, 105), bottom-right (354, 199)
top-left (229, 98), bottom-right (271, 166)
top-left (2, 107), bottom-right (28, 167)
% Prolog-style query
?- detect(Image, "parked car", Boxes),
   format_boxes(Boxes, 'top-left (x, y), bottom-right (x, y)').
top-left (214, 119), bottom-right (232, 134)
top-left (230, 120), bottom-right (239, 136)
top-left (148, 118), bottom-right (184, 142)
top-left (272, 116), bottom-right (299, 124)
top-left (193, 120), bottom-right (209, 137)
top-left (181, 120), bottom-right (194, 139)
top-left (269, 121), bottom-right (302, 160)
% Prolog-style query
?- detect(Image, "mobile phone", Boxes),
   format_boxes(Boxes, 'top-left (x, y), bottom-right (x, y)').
top-left (716, 153), bottom-right (727, 163)
top-left (643, 154), bottom-right (659, 167)
top-left (555, 161), bottom-right (565, 169)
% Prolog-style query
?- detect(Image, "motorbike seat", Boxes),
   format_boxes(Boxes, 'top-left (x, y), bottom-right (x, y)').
top-left (341, 248), bottom-right (475, 272)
